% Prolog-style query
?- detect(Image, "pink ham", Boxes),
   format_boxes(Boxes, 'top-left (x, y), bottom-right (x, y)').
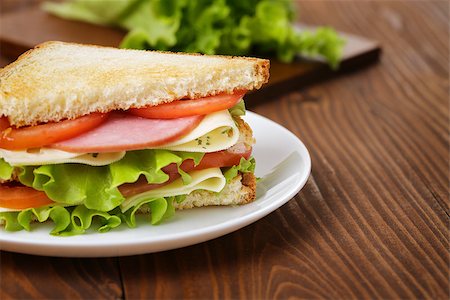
top-left (51, 112), bottom-right (203, 153)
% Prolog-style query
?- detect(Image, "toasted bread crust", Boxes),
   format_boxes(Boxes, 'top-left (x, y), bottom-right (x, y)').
top-left (0, 41), bottom-right (270, 127)
top-left (241, 172), bottom-right (257, 204)
top-left (228, 116), bottom-right (255, 154)
top-left (172, 172), bottom-right (256, 210)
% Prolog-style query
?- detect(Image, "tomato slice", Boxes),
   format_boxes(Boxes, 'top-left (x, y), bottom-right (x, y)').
top-left (0, 185), bottom-right (54, 209)
top-left (162, 148), bottom-right (252, 174)
top-left (129, 90), bottom-right (246, 119)
top-left (119, 173), bottom-right (180, 198)
top-left (0, 117), bottom-right (9, 131)
top-left (0, 113), bottom-right (109, 150)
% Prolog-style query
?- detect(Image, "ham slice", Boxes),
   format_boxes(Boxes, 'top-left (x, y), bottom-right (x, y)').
top-left (51, 112), bottom-right (203, 153)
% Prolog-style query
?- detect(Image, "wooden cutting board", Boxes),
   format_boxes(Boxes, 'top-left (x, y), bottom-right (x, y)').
top-left (0, 6), bottom-right (381, 104)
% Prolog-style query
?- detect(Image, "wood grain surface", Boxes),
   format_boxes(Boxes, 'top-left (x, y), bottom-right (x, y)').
top-left (1, 1), bottom-right (449, 299)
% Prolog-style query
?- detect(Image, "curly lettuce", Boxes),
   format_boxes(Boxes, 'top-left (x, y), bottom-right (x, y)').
top-left (0, 149), bottom-right (254, 236)
top-left (43, 0), bottom-right (344, 67)
top-left (0, 150), bottom-right (206, 235)
top-left (17, 150), bottom-right (203, 212)
top-left (229, 100), bottom-right (246, 117)
top-left (0, 158), bottom-right (13, 180)
top-left (222, 157), bottom-right (256, 183)
top-left (19, 164), bottom-right (124, 212)
top-left (0, 196), bottom-right (182, 235)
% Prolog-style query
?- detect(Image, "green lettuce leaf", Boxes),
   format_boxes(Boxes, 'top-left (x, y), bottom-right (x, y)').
top-left (0, 206), bottom-right (71, 234)
top-left (17, 206), bottom-right (71, 234)
top-left (120, 196), bottom-right (175, 227)
top-left (0, 211), bottom-right (23, 231)
top-left (110, 150), bottom-right (176, 186)
top-left (43, 0), bottom-right (344, 66)
top-left (0, 195), bottom-right (177, 236)
top-left (222, 157), bottom-right (256, 183)
top-left (229, 100), bottom-right (246, 117)
top-left (119, 0), bottom-right (184, 50)
top-left (19, 164), bottom-right (124, 212)
top-left (0, 205), bottom-right (123, 236)
top-left (42, 0), bottom-right (138, 25)
top-left (64, 205), bottom-right (122, 235)
top-left (17, 150), bottom-right (203, 212)
top-left (236, 1), bottom-right (344, 67)
top-left (0, 158), bottom-right (13, 180)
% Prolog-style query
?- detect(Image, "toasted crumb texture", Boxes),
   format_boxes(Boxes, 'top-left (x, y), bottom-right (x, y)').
top-left (173, 172), bottom-right (257, 210)
top-left (0, 41), bottom-right (270, 127)
top-left (228, 117), bottom-right (255, 154)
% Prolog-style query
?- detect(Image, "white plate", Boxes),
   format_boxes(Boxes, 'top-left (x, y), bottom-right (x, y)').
top-left (0, 112), bottom-right (311, 257)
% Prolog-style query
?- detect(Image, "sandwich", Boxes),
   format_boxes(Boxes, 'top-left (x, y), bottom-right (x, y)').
top-left (0, 42), bottom-right (269, 235)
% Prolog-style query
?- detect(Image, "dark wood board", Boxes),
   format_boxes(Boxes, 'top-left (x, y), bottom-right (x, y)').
top-left (0, 6), bottom-right (381, 104)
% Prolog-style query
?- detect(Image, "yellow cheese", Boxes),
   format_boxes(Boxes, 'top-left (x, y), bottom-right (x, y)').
top-left (0, 207), bottom-right (21, 213)
top-left (157, 110), bottom-right (239, 153)
top-left (0, 148), bottom-right (125, 166)
top-left (120, 168), bottom-right (226, 212)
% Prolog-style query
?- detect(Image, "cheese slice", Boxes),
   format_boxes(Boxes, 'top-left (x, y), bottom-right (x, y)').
top-left (157, 110), bottom-right (239, 153)
top-left (0, 207), bottom-right (21, 213)
top-left (0, 148), bottom-right (125, 166)
top-left (121, 168), bottom-right (226, 212)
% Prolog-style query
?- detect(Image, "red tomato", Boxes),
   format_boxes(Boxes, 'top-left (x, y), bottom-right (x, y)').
top-left (128, 90), bottom-right (246, 119)
top-left (0, 113), bottom-right (109, 150)
top-left (162, 148), bottom-right (252, 174)
top-left (0, 117), bottom-right (9, 131)
top-left (0, 185), bottom-right (54, 209)
top-left (119, 173), bottom-right (180, 198)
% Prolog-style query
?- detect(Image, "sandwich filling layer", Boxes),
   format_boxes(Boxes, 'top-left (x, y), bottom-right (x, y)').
top-left (0, 110), bottom-right (239, 166)
top-left (0, 97), bottom-right (256, 235)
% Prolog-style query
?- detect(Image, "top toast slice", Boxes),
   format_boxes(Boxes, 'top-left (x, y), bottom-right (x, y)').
top-left (0, 42), bottom-right (269, 127)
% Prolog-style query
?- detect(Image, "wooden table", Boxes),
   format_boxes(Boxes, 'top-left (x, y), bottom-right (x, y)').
top-left (1, 1), bottom-right (448, 299)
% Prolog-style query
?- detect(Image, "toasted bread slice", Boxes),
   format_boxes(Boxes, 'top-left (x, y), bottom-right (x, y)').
top-left (0, 41), bottom-right (269, 127)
